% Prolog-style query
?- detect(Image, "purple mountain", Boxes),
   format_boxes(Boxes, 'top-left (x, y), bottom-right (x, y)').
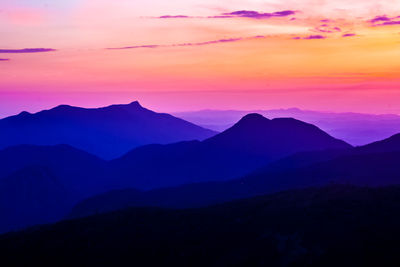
top-left (110, 113), bottom-right (351, 189)
top-left (356, 133), bottom-right (400, 153)
top-left (174, 108), bottom-right (400, 146)
top-left (0, 101), bottom-right (217, 159)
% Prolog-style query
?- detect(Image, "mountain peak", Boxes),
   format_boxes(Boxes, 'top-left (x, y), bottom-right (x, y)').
top-left (106, 101), bottom-right (144, 111)
top-left (50, 102), bottom-right (143, 113)
top-left (51, 104), bottom-right (77, 112)
top-left (128, 101), bottom-right (142, 107)
top-left (205, 112), bottom-right (351, 152)
top-left (54, 104), bottom-right (73, 109)
top-left (0, 100), bottom-right (216, 159)
top-left (237, 113), bottom-right (270, 125)
top-left (18, 111), bottom-right (31, 116)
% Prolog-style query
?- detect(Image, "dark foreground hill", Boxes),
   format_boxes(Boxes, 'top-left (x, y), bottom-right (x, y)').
top-left (0, 144), bottom-right (111, 233)
top-left (3, 185), bottom-right (400, 267)
top-left (0, 166), bottom-right (73, 234)
top-left (0, 101), bottom-right (216, 159)
top-left (70, 128), bottom-right (400, 218)
top-left (70, 150), bottom-right (400, 218)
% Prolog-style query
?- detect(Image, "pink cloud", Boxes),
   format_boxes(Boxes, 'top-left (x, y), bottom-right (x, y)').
top-left (219, 10), bottom-right (297, 19)
top-left (0, 48), bottom-right (56, 53)
top-left (158, 15), bottom-right (190, 19)
top-left (369, 15), bottom-right (391, 23)
top-left (107, 36), bottom-right (265, 50)
top-left (313, 24), bottom-right (341, 34)
top-left (369, 15), bottom-right (400, 26)
top-left (342, 33), bottom-right (357, 37)
top-left (157, 10), bottom-right (296, 20)
top-left (293, 35), bottom-right (326, 40)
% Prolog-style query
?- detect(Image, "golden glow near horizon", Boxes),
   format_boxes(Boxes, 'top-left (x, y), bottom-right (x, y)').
top-left (0, 0), bottom-right (400, 114)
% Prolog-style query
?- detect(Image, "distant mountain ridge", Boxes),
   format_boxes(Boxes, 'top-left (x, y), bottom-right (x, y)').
top-left (204, 114), bottom-right (350, 156)
top-left (109, 113), bottom-right (350, 189)
top-left (0, 101), bottom-right (217, 159)
top-left (174, 108), bottom-right (400, 145)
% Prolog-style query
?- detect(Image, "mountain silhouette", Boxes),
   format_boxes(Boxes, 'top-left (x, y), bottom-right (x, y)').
top-left (5, 185), bottom-right (400, 266)
top-left (109, 113), bottom-right (351, 189)
top-left (0, 144), bottom-right (112, 233)
top-left (70, 134), bottom-right (400, 218)
top-left (0, 166), bottom-right (72, 233)
top-left (0, 101), bottom-right (216, 159)
top-left (356, 133), bottom-right (400, 154)
top-left (174, 108), bottom-right (400, 146)
top-left (204, 114), bottom-right (351, 157)
top-left (0, 144), bottom-right (108, 198)
top-left (0, 113), bottom-right (353, 233)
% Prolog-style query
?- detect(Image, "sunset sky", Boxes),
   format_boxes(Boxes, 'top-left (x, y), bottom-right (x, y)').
top-left (1, 0), bottom-right (400, 117)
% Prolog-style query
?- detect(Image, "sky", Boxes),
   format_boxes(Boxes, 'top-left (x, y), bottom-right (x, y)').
top-left (0, 0), bottom-right (400, 117)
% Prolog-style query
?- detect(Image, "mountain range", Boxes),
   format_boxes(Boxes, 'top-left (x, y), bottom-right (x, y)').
top-left (0, 110), bottom-right (350, 233)
top-left (2, 101), bottom-right (400, 238)
top-left (174, 108), bottom-right (400, 146)
top-left (0, 101), bottom-right (216, 159)
top-left (69, 133), bottom-right (400, 218)
top-left (108, 113), bottom-right (350, 189)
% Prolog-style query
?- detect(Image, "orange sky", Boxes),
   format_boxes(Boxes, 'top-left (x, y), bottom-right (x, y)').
top-left (0, 0), bottom-right (400, 116)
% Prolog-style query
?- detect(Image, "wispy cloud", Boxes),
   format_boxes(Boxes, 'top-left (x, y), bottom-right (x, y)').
top-left (304, 35), bottom-right (326, 39)
top-left (293, 35), bottom-right (326, 40)
top-left (369, 15), bottom-right (391, 23)
top-left (378, 21), bottom-right (400, 26)
top-left (107, 36), bottom-right (265, 50)
top-left (108, 45), bottom-right (161, 50)
top-left (158, 15), bottom-right (190, 19)
top-left (0, 58), bottom-right (10, 61)
top-left (157, 10), bottom-right (296, 20)
top-left (0, 48), bottom-right (56, 53)
top-left (369, 15), bottom-right (400, 26)
top-left (342, 33), bottom-right (357, 37)
top-left (314, 24), bottom-right (341, 33)
top-left (221, 10), bottom-right (296, 19)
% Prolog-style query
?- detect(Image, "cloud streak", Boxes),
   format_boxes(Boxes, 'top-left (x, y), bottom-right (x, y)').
top-left (293, 35), bottom-right (326, 40)
top-left (369, 15), bottom-right (391, 23)
top-left (0, 48), bottom-right (56, 53)
top-left (314, 25), bottom-right (341, 33)
top-left (0, 58), bottom-right (10, 61)
top-left (107, 36), bottom-right (265, 50)
top-left (221, 10), bottom-right (296, 19)
top-left (158, 10), bottom-right (296, 20)
top-left (159, 15), bottom-right (189, 19)
top-left (304, 35), bottom-right (326, 39)
top-left (342, 33), bottom-right (357, 37)
top-left (369, 15), bottom-right (400, 26)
